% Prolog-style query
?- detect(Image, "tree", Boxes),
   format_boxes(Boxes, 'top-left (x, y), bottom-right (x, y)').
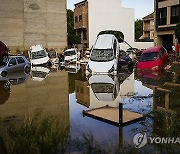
top-left (175, 23), bottom-right (180, 42)
top-left (67, 9), bottom-right (81, 47)
top-left (135, 19), bottom-right (143, 40)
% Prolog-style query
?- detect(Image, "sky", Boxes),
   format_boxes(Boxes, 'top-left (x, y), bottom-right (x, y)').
top-left (67, 0), bottom-right (154, 20)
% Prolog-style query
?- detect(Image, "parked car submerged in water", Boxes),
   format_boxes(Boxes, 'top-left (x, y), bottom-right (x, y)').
top-left (86, 34), bottom-right (120, 75)
top-left (28, 45), bottom-right (50, 66)
top-left (0, 56), bottom-right (30, 77)
top-left (48, 51), bottom-right (59, 65)
top-left (64, 48), bottom-right (80, 64)
top-left (136, 46), bottom-right (168, 72)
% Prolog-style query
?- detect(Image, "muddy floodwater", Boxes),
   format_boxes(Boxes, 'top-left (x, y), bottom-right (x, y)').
top-left (0, 64), bottom-right (180, 153)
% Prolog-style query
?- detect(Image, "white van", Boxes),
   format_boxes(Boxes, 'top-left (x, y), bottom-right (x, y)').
top-left (28, 45), bottom-right (50, 65)
top-left (86, 34), bottom-right (120, 75)
top-left (64, 48), bottom-right (80, 64)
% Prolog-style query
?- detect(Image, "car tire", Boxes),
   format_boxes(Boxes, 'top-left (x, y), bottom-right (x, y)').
top-left (1, 71), bottom-right (8, 77)
top-left (24, 66), bottom-right (30, 74)
top-left (2, 54), bottom-right (8, 64)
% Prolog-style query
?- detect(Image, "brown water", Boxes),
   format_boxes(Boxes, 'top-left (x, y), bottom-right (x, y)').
top-left (0, 64), bottom-right (180, 153)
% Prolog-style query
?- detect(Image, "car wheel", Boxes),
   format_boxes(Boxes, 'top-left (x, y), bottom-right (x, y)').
top-left (24, 66), bottom-right (30, 74)
top-left (1, 71), bottom-right (8, 77)
top-left (4, 81), bottom-right (10, 90)
top-left (2, 54), bottom-right (8, 64)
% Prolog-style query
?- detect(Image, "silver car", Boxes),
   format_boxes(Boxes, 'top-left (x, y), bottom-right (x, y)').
top-left (0, 56), bottom-right (30, 77)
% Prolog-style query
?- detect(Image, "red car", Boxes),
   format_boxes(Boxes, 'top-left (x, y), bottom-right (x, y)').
top-left (137, 46), bottom-right (168, 72)
top-left (0, 41), bottom-right (9, 64)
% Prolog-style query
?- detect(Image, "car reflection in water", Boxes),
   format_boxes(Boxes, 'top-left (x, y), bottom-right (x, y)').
top-left (85, 70), bottom-right (134, 109)
top-left (65, 63), bottom-right (80, 74)
top-left (31, 66), bottom-right (50, 82)
top-left (0, 72), bottom-right (30, 105)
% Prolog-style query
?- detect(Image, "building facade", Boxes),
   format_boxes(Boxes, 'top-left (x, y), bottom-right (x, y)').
top-left (140, 13), bottom-right (155, 41)
top-left (74, 0), bottom-right (154, 50)
top-left (74, 0), bottom-right (88, 48)
top-left (154, 0), bottom-right (180, 52)
top-left (0, 0), bottom-right (67, 53)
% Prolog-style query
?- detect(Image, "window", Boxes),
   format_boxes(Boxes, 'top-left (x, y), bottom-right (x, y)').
top-left (16, 57), bottom-right (25, 64)
top-left (171, 5), bottom-right (180, 24)
top-left (8, 58), bottom-right (17, 66)
top-left (159, 8), bottom-right (167, 25)
top-left (79, 15), bottom-right (82, 22)
top-left (75, 16), bottom-right (78, 23)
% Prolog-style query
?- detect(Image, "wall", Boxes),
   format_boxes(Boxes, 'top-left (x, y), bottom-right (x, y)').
top-left (88, 0), bottom-right (135, 50)
top-left (0, 0), bottom-right (67, 53)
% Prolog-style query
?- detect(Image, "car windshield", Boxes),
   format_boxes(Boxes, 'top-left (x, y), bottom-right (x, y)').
top-left (31, 50), bottom-right (47, 59)
top-left (90, 49), bottom-right (114, 62)
top-left (49, 52), bottom-right (57, 58)
top-left (64, 50), bottom-right (76, 56)
top-left (91, 83), bottom-right (114, 93)
top-left (140, 52), bottom-right (159, 62)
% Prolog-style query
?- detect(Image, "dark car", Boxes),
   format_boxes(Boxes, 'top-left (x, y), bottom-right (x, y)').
top-left (0, 41), bottom-right (9, 64)
top-left (118, 50), bottom-right (133, 69)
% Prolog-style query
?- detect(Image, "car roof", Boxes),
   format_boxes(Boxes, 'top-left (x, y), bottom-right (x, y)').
top-left (143, 46), bottom-right (162, 54)
top-left (9, 55), bottom-right (26, 59)
top-left (94, 34), bottom-right (115, 49)
top-left (64, 48), bottom-right (76, 52)
top-left (30, 45), bottom-right (44, 52)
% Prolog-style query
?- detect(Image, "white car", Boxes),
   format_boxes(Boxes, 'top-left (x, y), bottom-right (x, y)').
top-left (64, 63), bottom-right (80, 74)
top-left (28, 45), bottom-right (50, 65)
top-left (86, 34), bottom-right (120, 75)
top-left (64, 48), bottom-right (80, 64)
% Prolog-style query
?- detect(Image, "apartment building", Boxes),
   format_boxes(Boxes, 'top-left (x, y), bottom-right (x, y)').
top-left (140, 13), bottom-right (155, 41)
top-left (74, 0), bottom-right (89, 48)
top-left (154, 0), bottom-right (180, 52)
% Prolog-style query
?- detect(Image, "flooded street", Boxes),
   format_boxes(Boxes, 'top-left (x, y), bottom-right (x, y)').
top-left (0, 64), bottom-right (180, 153)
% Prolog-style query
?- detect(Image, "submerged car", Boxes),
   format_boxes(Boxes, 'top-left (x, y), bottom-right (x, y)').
top-left (118, 50), bottom-right (133, 69)
top-left (64, 63), bottom-right (80, 74)
top-left (28, 45), bottom-right (50, 65)
top-left (86, 34), bottom-right (120, 75)
top-left (48, 51), bottom-right (59, 64)
top-left (0, 56), bottom-right (30, 77)
top-left (0, 41), bottom-right (9, 64)
top-left (137, 46), bottom-right (168, 72)
top-left (64, 48), bottom-right (80, 64)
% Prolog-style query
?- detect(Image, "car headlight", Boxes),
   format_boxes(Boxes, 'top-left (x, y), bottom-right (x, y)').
top-left (86, 65), bottom-right (92, 74)
top-left (151, 66), bottom-right (159, 71)
top-left (108, 65), bottom-right (114, 74)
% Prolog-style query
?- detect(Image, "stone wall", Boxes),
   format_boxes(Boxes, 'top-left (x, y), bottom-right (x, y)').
top-left (0, 0), bottom-right (67, 53)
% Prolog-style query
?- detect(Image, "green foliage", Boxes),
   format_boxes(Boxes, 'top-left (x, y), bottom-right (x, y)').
top-left (67, 9), bottom-right (81, 46)
top-left (135, 19), bottom-right (143, 40)
top-left (98, 30), bottom-right (124, 43)
top-left (175, 23), bottom-right (180, 39)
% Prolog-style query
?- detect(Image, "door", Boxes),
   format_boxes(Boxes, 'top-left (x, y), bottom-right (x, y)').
top-left (162, 35), bottom-right (173, 53)
top-left (7, 58), bottom-right (18, 73)
top-left (16, 57), bottom-right (26, 71)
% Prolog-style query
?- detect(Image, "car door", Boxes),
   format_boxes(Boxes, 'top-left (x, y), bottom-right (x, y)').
top-left (7, 58), bottom-right (18, 73)
top-left (16, 57), bottom-right (25, 71)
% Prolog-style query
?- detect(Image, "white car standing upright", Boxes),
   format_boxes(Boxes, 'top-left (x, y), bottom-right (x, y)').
top-left (28, 45), bottom-right (50, 66)
top-left (64, 48), bottom-right (80, 64)
top-left (86, 34), bottom-right (120, 75)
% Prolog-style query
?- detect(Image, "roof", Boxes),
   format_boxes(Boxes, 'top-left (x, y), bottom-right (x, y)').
top-left (143, 46), bottom-right (162, 53)
top-left (143, 13), bottom-right (154, 20)
top-left (30, 45), bottom-right (44, 52)
top-left (74, 0), bottom-right (87, 7)
top-left (94, 34), bottom-right (114, 49)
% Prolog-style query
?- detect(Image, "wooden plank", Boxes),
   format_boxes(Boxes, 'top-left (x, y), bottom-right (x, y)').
top-left (83, 106), bottom-right (144, 126)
